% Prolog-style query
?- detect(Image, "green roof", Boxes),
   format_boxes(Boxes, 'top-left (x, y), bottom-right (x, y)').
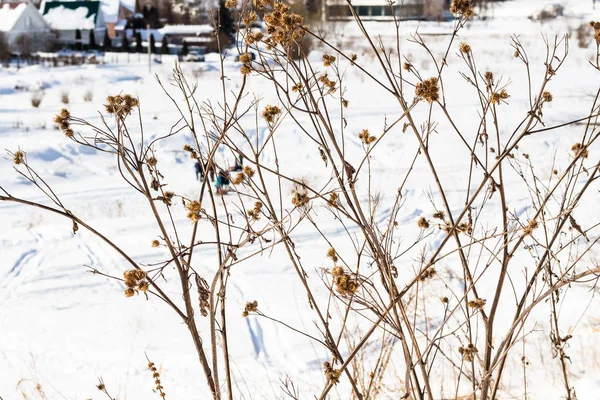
top-left (43, 1), bottom-right (101, 24)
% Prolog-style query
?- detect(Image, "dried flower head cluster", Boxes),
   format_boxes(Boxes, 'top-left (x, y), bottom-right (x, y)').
top-left (450, 0), bottom-right (474, 18)
top-left (591, 21), bottom-right (600, 45)
top-left (123, 269), bottom-right (149, 297)
top-left (417, 216), bottom-right (430, 229)
top-left (432, 211), bottom-right (445, 220)
top-left (327, 192), bottom-right (339, 207)
top-left (459, 42), bottom-right (471, 54)
top-left (185, 200), bottom-right (202, 222)
top-left (12, 150), bottom-right (25, 165)
top-left (225, 0), bottom-right (236, 8)
top-left (572, 142), bottom-right (589, 158)
top-left (331, 266), bottom-right (359, 296)
top-left (419, 267), bottom-right (436, 281)
top-left (242, 300), bottom-right (258, 317)
top-left (358, 129), bottom-right (377, 145)
top-left (542, 91), bottom-right (553, 102)
top-left (262, 2), bottom-right (306, 47)
top-left (262, 104), bottom-right (282, 123)
top-left (322, 53), bottom-right (336, 67)
top-left (146, 156), bottom-right (158, 168)
top-left (291, 82), bottom-right (303, 92)
top-left (319, 74), bottom-right (337, 93)
top-left (53, 108), bottom-right (74, 137)
top-left (157, 191), bottom-right (175, 206)
top-left (232, 166), bottom-right (255, 185)
top-left (247, 201), bottom-right (263, 221)
top-left (326, 247), bottom-right (338, 262)
top-left (324, 361), bottom-right (341, 385)
top-left (291, 189), bottom-right (309, 207)
top-left (484, 71), bottom-right (494, 88)
top-left (467, 298), bottom-right (486, 309)
top-left (147, 361), bottom-right (166, 398)
top-left (183, 144), bottom-right (198, 159)
top-left (459, 343), bottom-right (478, 362)
top-left (239, 52), bottom-right (253, 76)
top-left (104, 94), bottom-right (139, 117)
top-left (490, 89), bottom-right (510, 105)
top-left (523, 219), bottom-right (539, 236)
top-left (415, 77), bottom-right (440, 103)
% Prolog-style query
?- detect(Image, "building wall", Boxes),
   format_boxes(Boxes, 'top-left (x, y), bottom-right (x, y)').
top-left (54, 28), bottom-right (106, 46)
top-left (4, 3), bottom-right (54, 52)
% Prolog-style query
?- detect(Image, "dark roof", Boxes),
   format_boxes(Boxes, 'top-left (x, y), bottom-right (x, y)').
top-left (42, 1), bottom-right (101, 24)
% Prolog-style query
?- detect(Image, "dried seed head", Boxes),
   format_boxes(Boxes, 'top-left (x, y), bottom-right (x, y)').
top-left (232, 173), bottom-right (245, 185)
top-left (331, 266), bottom-right (344, 276)
top-left (242, 300), bottom-right (258, 317)
top-left (491, 89), bottom-right (510, 105)
top-left (243, 165), bottom-right (255, 178)
top-left (291, 82), bottom-right (303, 92)
top-left (328, 192), bottom-right (339, 207)
top-left (225, 0), bottom-right (236, 7)
top-left (262, 105), bottom-right (281, 123)
top-left (415, 77), bottom-right (439, 103)
top-left (324, 361), bottom-right (341, 385)
top-left (322, 53), bottom-right (336, 67)
top-left (571, 142), bottom-right (589, 158)
top-left (326, 247), bottom-right (338, 262)
top-left (151, 239), bottom-right (160, 247)
top-left (124, 288), bottom-right (136, 297)
top-left (419, 267), bottom-right (436, 281)
top-left (13, 150), bottom-right (25, 165)
top-left (146, 156), bottom-right (158, 167)
top-left (240, 65), bottom-right (251, 76)
top-left (432, 211), bottom-right (445, 220)
top-left (467, 298), bottom-right (486, 309)
top-left (542, 91), bottom-right (553, 102)
top-left (459, 42), bottom-right (471, 54)
top-left (417, 217), bottom-right (430, 229)
top-left (450, 0), bottom-right (474, 18)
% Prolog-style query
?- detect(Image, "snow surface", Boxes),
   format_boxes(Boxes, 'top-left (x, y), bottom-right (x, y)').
top-left (1, 0), bottom-right (600, 399)
top-left (43, 5), bottom-right (97, 30)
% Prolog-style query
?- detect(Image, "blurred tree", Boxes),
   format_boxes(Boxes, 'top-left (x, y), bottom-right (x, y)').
top-left (89, 29), bottom-right (96, 50)
top-left (75, 29), bottom-right (82, 51)
top-left (150, 33), bottom-right (156, 54)
top-left (135, 31), bottom-right (143, 53)
top-left (161, 35), bottom-right (168, 55)
top-left (102, 30), bottom-right (112, 51)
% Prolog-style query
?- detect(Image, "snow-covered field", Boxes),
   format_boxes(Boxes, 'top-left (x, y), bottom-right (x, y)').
top-left (1, 1), bottom-right (600, 399)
